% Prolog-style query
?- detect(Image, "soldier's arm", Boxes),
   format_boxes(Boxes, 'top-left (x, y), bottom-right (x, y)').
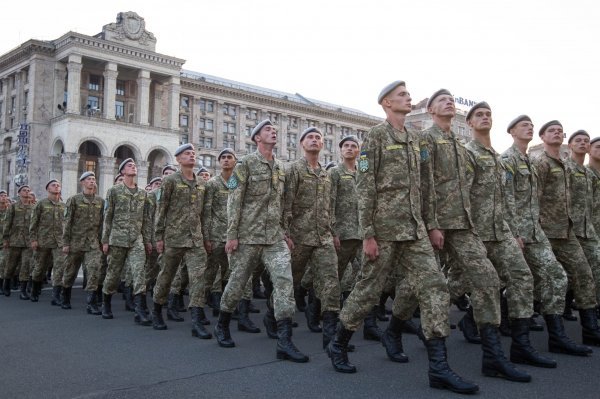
top-left (62, 197), bottom-right (75, 247)
top-left (329, 168), bottom-right (339, 238)
top-left (28, 201), bottom-right (42, 243)
top-left (226, 162), bottom-right (248, 241)
top-left (356, 131), bottom-right (379, 239)
top-left (501, 155), bottom-right (520, 238)
top-left (419, 134), bottom-right (440, 231)
top-left (2, 204), bottom-right (14, 244)
top-left (155, 178), bottom-right (173, 243)
top-left (283, 164), bottom-right (299, 236)
top-left (202, 181), bottom-right (214, 241)
top-left (141, 194), bottom-right (152, 245)
top-left (101, 189), bottom-right (114, 245)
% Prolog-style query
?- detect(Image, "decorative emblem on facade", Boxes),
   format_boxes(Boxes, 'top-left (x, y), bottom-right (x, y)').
top-left (121, 12), bottom-right (144, 40)
top-left (103, 12), bottom-right (156, 49)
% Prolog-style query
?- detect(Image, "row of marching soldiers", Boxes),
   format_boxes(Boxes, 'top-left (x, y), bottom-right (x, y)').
top-left (2, 80), bottom-right (600, 396)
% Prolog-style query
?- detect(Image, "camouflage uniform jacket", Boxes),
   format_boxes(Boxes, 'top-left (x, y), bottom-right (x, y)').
top-left (2, 200), bottom-right (33, 247)
top-left (155, 171), bottom-right (205, 248)
top-left (357, 121), bottom-right (427, 241)
top-left (29, 197), bottom-right (65, 248)
top-left (101, 184), bottom-right (152, 247)
top-left (464, 140), bottom-right (513, 242)
top-left (0, 208), bottom-right (7, 241)
top-left (329, 163), bottom-right (361, 241)
top-left (567, 158), bottom-right (597, 239)
top-left (501, 144), bottom-right (544, 243)
top-left (420, 124), bottom-right (474, 231)
top-left (227, 151), bottom-right (286, 245)
top-left (284, 158), bottom-right (333, 246)
top-left (63, 193), bottom-right (104, 252)
top-left (202, 174), bottom-right (230, 243)
top-left (146, 190), bottom-right (158, 245)
top-left (531, 151), bottom-right (572, 239)
top-left (587, 165), bottom-right (600, 235)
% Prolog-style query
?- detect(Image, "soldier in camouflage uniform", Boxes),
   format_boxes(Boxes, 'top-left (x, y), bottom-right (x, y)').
top-left (29, 179), bottom-right (65, 303)
top-left (2, 185), bottom-right (34, 298)
top-left (215, 120), bottom-right (308, 363)
top-left (328, 82), bottom-right (478, 394)
top-left (0, 190), bottom-right (9, 295)
top-left (144, 176), bottom-right (162, 290)
top-left (533, 121), bottom-right (600, 346)
top-left (61, 172), bottom-right (104, 310)
top-left (588, 136), bottom-right (600, 249)
top-left (101, 159), bottom-right (153, 325)
top-left (503, 115), bottom-right (590, 356)
top-left (152, 144), bottom-right (212, 340)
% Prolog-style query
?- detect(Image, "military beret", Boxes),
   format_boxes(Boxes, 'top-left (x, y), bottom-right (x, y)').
top-left (218, 147), bottom-right (236, 160)
top-left (300, 127), bottom-right (323, 142)
top-left (591, 137), bottom-right (600, 145)
top-left (0, 190), bottom-right (6, 195)
top-left (17, 185), bottom-right (30, 193)
top-left (118, 158), bottom-right (134, 173)
top-left (507, 115), bottom-right (532, 133)
top-left (339, 135), bottom-right (360, 148)
top-left (113, 174), bottom-right (123, 183)
top-left (325, 161), bottom-right (336, 171)
top-left (149, 177), bottom-right (162, 185)
top-left (79, 171), bottom-right (95, 181)
top-left (174, 143), bottom-right (194, 157)
top-left (427, 89), bottom-right (453, 109)
top-left (198, 167), bottom-right (209, 174)
top-left (538, 120), bottom-right (562, 136)
top-left (162, 164), bottom-right (177, 175)
top-left (251, 119), bottom-right (273, 142)
top-left (45, 179), bottom-right (59, 190)
top-left (466, 101), bottom-right (491, 121)
top-left (568, 129), bottom-right (590, 143)
top-left (377, 80), bottom-right (406, 104)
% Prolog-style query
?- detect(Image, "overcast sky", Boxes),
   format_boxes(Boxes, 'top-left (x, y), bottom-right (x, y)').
top-left (1, 0), bottom-right (598, 152)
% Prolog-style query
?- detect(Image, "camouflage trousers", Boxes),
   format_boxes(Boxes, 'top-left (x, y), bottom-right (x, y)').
top-left (340, 255), bottom-right (361, 293)
top-left (145, 249), bottom-right (160, 288)
top-left (3, 247), bottom-right (32, 282)
top-left (340, 237), bottom-right (450, 340)
top-left (204, 241), bottom-right (230, 294)
top-left (221, 240), bottom-right (295, 320)
top-left (0, 249), bottom-right (5, 279)
top-left (62, 248), bottom-right (103, 291)
top-left (103, 239), bottom-right (147, 296)
top-left (169, 262), bottom-right (189, 295)
top-left (153, 246), bottom-right (207, 308)
top-left (577, 236), bottom-right (600, 306)
top-left (292, 242), bottom-right (340, 313)
top-left (121, 256), bottom-right (133, 286)
top-left (523, 236), bottom-right (568, 315)
top-left (31, 247), bottom-right (65, 287)
top-left (549, 233), bottom-right (597, 309)
top-left (303, 240), bottom-right (361, 294)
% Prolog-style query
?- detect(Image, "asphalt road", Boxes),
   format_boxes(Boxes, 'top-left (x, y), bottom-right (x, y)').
top-left (1, 284), bottom-right (599, 399)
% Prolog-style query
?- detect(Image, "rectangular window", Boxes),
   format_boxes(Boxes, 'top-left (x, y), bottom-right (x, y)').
top-left (245, 126), bottom-right (253, 137)
top-left (87, 96), bottom-right (100, 111)
top-left (223, 103), bottom-right (237, 117)
top-left (180, 114), bottom-right (189, 127)
top-left (288, 116), bottom-right (298, 129)
top-left (224, 137), bottom-right (236, 150)
top-left (10, 96), bottom-right (16, 114)
top-left (266, 112), bottom-right (279, 124)
top-left (180, 95), bottom-right (190, 108)
top-left (341, 126), bottom-right (351, 136)
top-left (198, 155), bottom-right (214, 167)
top-left (245, 143), bottom-right (257, 153)
top-left (115, 101), bottom-right (125, 118)
top-left (0, 80), bottom-right (3, 93)
top-left (287, 133), bottom-right (297, 147)
top-left (116, 80), bottom-right (125, 96)
top-left (246, 108), bottom-right (259, 120)
top-left (223, 122), bottom-right (236, 134)
top-left (199, 118), bottom-right (214, 131)
top-left (180, 134), bottom-right (189, 145)
top-left (325, 123), bottom-right (334, 134)
top-left (204, 138), bottom-right (213, 149)
top-left (89, 75), bottom-right (101, 91)
top-left (199, 99), bottom-right (215, 113)
top-left (288, 150), bottom-right (296, 161)
top-left (307, 119), bottom-right (317, 128)
top-left (325, 139), bottom-right (333, 151)
top-left (357, 130), bottom-right (367, 141)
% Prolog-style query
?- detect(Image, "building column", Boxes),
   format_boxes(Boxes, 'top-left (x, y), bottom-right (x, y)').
top-left (66, 55), bottom-right (82, 114)
top-left (152, 88), bottom-right (163, 128)
top-left (98, 156), bottom-right (117, 197)
top-left (136, 160), bottom-right (149, 186)
top-left (135, 70), bottom-right (151, 126)
top-left (61, 152), bottom-right (80, 199)
top-left (166, 76), bottom-right (180, 130)
top-left (103, 63), bottom-right (118, 120)
top-left (0, 78), bottom-right (7, 129)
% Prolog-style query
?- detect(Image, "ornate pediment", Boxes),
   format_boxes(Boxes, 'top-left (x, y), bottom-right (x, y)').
top-left (102, 11), bottom-right (157, 51)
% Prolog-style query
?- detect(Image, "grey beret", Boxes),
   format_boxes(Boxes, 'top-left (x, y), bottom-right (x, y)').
top-left (325, 161), bottom-right (336, 171)
top-left (162, 164), bottom-right (178, 175)
top-left (79, 171), bottom-right (95, 181)
top-left (591, 137), bottom-right (600, 145)
top-left (251, 119), bottom-right (273, 142)
top-left (45, 179), bottom-right (59, 190)
top-left (377, 80), bottom-right (406, 104)
top-left (507, 115), bottom-right (532, 133)
top-left (300, 127), bottom-right (323, 142)
top-left (174, 143), bottom-right (194, 157)
top-left (339, 135), bottom-right (360, 148)
top-left (113, 173), bottom-right (123, 183)
top-left (539, 120), bottom-right (562, 136)
top-left (0, 190), bottom-right (6, 195)
top-left (426, 89), bottom-right (453, 108)
top-left (17, 185), bottom-right (30, 193)
top-left (198, 167), bottom-right (209, 174)
top-left (218, 148), bottom-right (236, 160)
top-left (466, 101), bottom-right (491, 121)
top-left (149, 177), bottom-right (162, 185)
top-left (118, 158), bottom-right (134, 173)
top-left (568, 130), bottom-right (590, 143)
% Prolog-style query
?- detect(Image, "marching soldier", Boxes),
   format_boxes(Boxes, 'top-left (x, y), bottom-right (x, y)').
top-left (0, 190), bottom-right (10, 295)
top-left (588, 136), bottom-right (600, 247)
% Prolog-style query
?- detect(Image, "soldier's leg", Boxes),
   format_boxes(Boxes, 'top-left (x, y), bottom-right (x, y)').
top-left (336, 240), bottom-right (361, 289)
top-left (3, 247), bottom-right (23, 280)
top-left (292, 245), bottom-right (321, 331)
top-left (62, 252), bottom-right (84, 289)
top-left (31, 248), bottom-right (51, 283)
top-left (220, 245), bottom-right (260, 313)
top-left (50, 248), bottom-right (66, 305)
top-left (153, 248), bottom-right (185, 306)
top-left (578, 237), bottom-right (600, 306)
top-left (103, 246), bottom-right (129, 295)
top-left (82, 248), bottom-right (103, 292)
top-left (144, 249), bottom-right (160, 289)
top-left (252, 262), bottom-right (265, 298)
top-left (182, 246), bottom-right (212, 338)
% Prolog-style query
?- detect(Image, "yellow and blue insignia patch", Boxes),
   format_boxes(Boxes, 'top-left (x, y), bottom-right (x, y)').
top-left (358, 151), bottom-right (369, 172)
top-left (420, 148), bottom-right (429, 161)
top-left (506, 170), bottom-right (513, 181)
top-left (227, 175), bottom-right (238, 189)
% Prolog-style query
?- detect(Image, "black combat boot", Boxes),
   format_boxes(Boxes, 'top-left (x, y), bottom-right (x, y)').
top-left (327, 325), bottom-right (356, 373)
top-left (544, 314), bottom-right (591, 355)
top-left (19, 280), bottom-right (30, 300)
top-left (376, 293), bottom-right (390, 321)
top-left (211, 292), bottom-right (221, 317)
top-left (499, 293), bottom-right (511, 336)
top-left (509, 318), bottom-right (557, 368)
top-left (529, 301), bottom-right (544, 331)
top-left (426, 337), bottom-right (480, 394)
top-left (263, 305), bottom-right (278, 339)
top-left (563, 290), bottom-right (577, 321)
top-left (305, 288), bottom-right (322, 332)
top-left (0, 278), bottom-right (3, 295)
top-left (237, 299), bottom-right (261, 333)
top-left (363, 307), bottom-right (383, 341)
top-left (458, 306), bottom-right (481, 344)
top-left (86, 291), bottom-right (102, 315)
top-left (191, 307), bottom-right (213, 339)
top-left (176, 291), bottom-right (187, 312)
top-left (381, 316), bottom-right (409, 363)
top-left (321, 310), bottom-right (338, 349)
top-left (276, 318), bottom-right (309, 362)
top-left (214, 311), bottom-right (235, 347)
top-left (51, 286), bottom-right (62, 306)
top-left (248, 300), bottom-right (260, 313)
top-left (152, 302), bottom-right (168, 330)
top-left (454, 294), bottom-right (470, 311)
top-left (294, 285), bottom-right (307, 312)
top-left (61, 287), bottom-right (72, 309)
top-left (11, 276), bottom-right (18, 290)
top-left (166, 293), bottom-right (184, 322)
top-left (480, 324), bottom-right (531, 382)
top-left (102, 293), bottom-right (113, 319)
top-left (580, 308), bottom-right (600, 346)
top-left (123, 285), bottom-right (135, 312)
top-left (134, 294), bottom-right (152, 326)
top-left (2, 278), bottom-right (10, 297)
top-left (30, 281), bottom-right (42, 302)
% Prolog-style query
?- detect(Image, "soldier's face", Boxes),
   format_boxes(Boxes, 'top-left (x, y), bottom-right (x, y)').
top-left (200, 172), bottom-right (211, 181)
top-left (569, 135), bottom-right (590, 155)
top-left (18, 187), bottom-right (30, 199)
top-left (301, 132), bottom-right (323, 153)
top-left (341, 141), bottom-right (359, 160)
top-left (176, 149), bottom-right (196, 168)
top-left (163, 168), bottom-right (175, 177)
top-left (122, 161), bottom-right (138, 177)
top-left (590, 141), bottom-right (600, 162)
top-left (151, 180), bottom-right (162, 190)
top-left (383, 85), bottom-right (412, 114)
top-left (0, 193), bottom-right (7, 203)
top-left (256, 125), bottom-right (278, 145)
top-left (114, 176), bottom-right (124, 185)
top-left (541, 125), bottom-right (564, 145)
top-left (511, 121), bottom-right (534, 142)
top-left (428, 95), bottom-right (456, 118)
top-left (219, 154), bottom-right (236, 170)
top-left (82, 176), bottom-right (96, 191)
top-left (145, 185), bottom-right (152, 192)
top-left (47, 182), bottom-right (61, 195)
top-left (467, 108), bottom-right (492, 132)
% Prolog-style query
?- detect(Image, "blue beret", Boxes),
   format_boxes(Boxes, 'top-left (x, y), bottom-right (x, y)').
top-left (218, 147), bottom-right (236, 160)
top-left (17, 185), bottom-right (30, 193)
top-left (568, 129), bottom-right (590, 143)
top-left (162, 164), bottom-right (177, 175)
top-left (466, 101), bottom-right (491, 121)
top-left (427, 89), bottom-right (453, 108)
top-left (118, 158), bottom-right (134, 173)
top-left (539, 120), bottom-right (562, 136)
top-left (339, 135), bottom-right (360, 148)
top-left (149, 177), bottom-right (162, 185)
top-left (79, 171), bottom-right (95, 181)
top-left (591, 137), bottom-right (600, 145)
top-left (377, 80), bottom-right (406, 104)
top-left (174, 143), bottom-right (194, 157)
top-left (251, 119), bottom-right (273, 142)
top-left (507, 115), bottom-right (532, 133)
top-left (300, 127), bottom-right (323, 142)
top-left (45, 179), bottom-right (59, 190)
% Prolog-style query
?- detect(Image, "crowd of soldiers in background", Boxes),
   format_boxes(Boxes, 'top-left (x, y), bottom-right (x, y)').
top-left (1, 81), bottom-right (600, 395)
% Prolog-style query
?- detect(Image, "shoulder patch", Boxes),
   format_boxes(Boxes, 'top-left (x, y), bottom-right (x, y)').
top-left (358, 159), bottom-right (369, 172)
top-left (506, 171), bottom-right (513, 181)
top-left (420, 148), bottom-right (430, 161)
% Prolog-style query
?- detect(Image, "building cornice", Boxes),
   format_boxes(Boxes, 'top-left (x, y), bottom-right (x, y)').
top-left (0, 40), bottom-right (55, 71)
